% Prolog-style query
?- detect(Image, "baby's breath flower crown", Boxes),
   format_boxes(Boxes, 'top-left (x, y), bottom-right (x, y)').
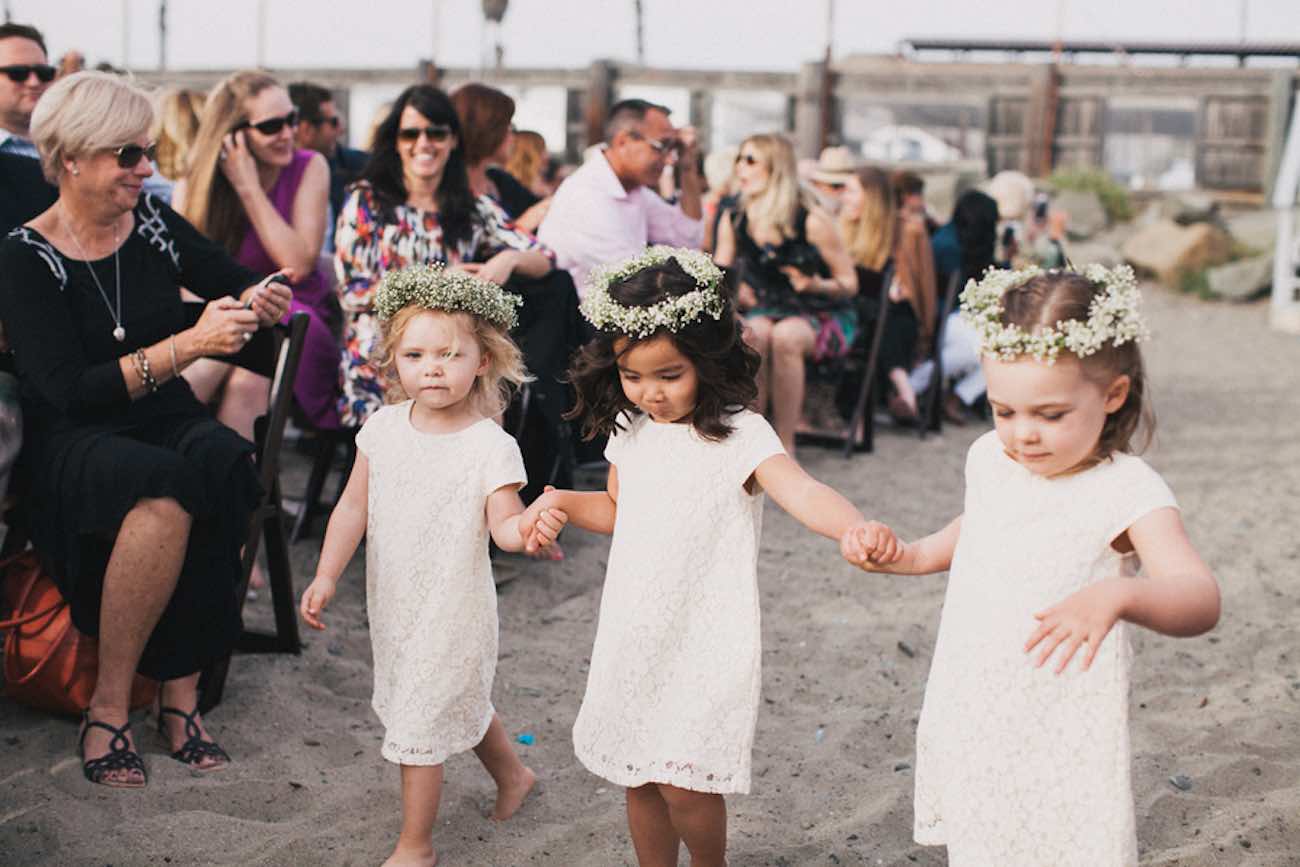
top-left (374, 264), bottom-right (522, 330)
top-left (580, 246), bottom-right (726, 338)
top-left (959, 263), bottom-right (1150, 363)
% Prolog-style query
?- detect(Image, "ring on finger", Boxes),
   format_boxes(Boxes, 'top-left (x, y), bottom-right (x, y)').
top-left (242, 331), bottom-right (253, 342)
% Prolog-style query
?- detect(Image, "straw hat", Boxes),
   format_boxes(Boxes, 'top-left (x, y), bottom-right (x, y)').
top-left (809, 146), bottom-right (857, 186)
top-left (986, 170), bottom-right (1036, 221)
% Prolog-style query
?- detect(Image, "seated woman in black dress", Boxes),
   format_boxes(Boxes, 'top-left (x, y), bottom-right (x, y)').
top-left (713, 133), bottom-right (857, 457)
top-left (0, 71), bottom-right (292, 787)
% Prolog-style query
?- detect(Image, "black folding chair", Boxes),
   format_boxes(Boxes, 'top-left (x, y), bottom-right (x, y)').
top-left (838, 264), bottom-right (894, 457)
top-left (199, 312), bottom-right (308, 712)
top-left (290, 426), bottom-right (355, 543)
top-left (915, 270), bottom-right (963, 440)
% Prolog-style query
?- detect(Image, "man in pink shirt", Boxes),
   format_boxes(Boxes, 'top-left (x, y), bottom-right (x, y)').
top-left (538, 99), bottom-right (704, 296)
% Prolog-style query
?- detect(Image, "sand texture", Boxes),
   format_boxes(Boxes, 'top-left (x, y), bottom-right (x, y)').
top-left (1, 285), bottom-right (1297, 866)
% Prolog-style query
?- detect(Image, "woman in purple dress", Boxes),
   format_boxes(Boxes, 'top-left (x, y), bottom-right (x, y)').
top-left (174, 70), bottom-right (340, 438)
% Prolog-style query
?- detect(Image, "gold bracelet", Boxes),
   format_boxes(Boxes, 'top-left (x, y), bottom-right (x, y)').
top-left (169, 335), bottom-right (179, 378)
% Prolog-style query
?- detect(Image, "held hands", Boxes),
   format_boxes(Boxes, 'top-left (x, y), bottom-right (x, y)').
top-left (1024, 577), bottom-right (1132, 674)
top-left (840, 521), bottom-right (905, 570)
top-left (218, 130), bottom-right (260, 195)
top-left (517, 486), bottom-right (569, 554)
top-left (299, 575), bottom-right (338, 630)
top-left (188, 297), bottom-right (260, 356)
top-left (455, 251), bottom-right (517, 286)
top-left (241, 270), bottom-right (295, 326)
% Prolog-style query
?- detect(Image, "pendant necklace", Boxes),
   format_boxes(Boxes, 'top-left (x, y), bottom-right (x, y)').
top-left (61, 207), bottom-right (126, 342)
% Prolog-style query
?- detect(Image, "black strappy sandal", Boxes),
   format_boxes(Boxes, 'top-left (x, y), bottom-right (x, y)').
top-left (79, 713), bottom-right (148, 788)
top-left (157, 705), bottom-right (231, 771)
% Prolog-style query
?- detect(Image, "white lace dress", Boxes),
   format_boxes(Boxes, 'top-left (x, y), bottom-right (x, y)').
top-left (914, 431), bottom-right (1178, 866)
top-left (356, 403), bottom-right (526, 766)
top-left (573, 410), bottom-right (784, 794)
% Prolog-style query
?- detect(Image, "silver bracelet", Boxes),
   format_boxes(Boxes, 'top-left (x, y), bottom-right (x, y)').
top-left (169, 335), bottom-right (179, 378)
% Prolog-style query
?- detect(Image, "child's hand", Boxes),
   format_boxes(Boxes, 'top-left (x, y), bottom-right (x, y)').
top-left (524, 506), bottom-right (569, 553)
top-left (840, 521), bottom-right (904, 569)
top-left (518, 486), bottom-right (568, 554)
top-left (300, 576), bottom-right (338, 631)
top-left (1024, 577), bottom-right (1133, 674)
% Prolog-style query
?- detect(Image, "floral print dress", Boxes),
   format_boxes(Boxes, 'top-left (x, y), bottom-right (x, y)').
top-left (333, 181), bottom-right (553, 427)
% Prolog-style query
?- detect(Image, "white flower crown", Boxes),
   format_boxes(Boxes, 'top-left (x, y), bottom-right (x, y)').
top-left (959, 263), bottom-right (1150, 363)
top-left (580, 246), bottom-right (726, 338)
top-left (374, 264), bottom-right (522, 330)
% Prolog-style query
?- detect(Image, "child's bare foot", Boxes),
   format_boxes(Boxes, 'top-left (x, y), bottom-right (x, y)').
top-left (381, 844), bottom-right (437, 867)
top-left (491, 765), bottom-right (536, 821)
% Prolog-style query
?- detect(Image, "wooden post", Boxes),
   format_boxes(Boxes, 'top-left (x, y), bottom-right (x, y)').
top-left (690, 89), bottom-right (713, 153)
top-left (795, 60), bottom-right (827, 159)
top-left (585, 60), bottom-right (617, 152)
top-left (1022, 63), bottom-right (1060, 176)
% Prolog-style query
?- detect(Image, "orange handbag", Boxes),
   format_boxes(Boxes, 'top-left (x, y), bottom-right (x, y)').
top-left (0, 550), bottom-right (156, 716)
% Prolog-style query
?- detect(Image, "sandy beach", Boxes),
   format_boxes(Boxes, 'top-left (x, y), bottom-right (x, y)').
top-left (2, 282), bottom-right (1298, 867)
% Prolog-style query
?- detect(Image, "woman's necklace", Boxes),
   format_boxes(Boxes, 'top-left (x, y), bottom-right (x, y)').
top-left (61, 206), bottom-right (126, 342)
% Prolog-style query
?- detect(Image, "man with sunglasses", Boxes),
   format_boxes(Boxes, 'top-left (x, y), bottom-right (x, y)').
top-left (538, 98), bottom-right (703, 296)
top-left (0, 23), bottom-right (53, 159)
top-left (289, 81), bottom-right (369, 238)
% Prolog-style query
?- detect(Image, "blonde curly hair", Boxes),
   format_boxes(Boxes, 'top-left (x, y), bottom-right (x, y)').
top-left (375, 306), bottom-right (528, 418)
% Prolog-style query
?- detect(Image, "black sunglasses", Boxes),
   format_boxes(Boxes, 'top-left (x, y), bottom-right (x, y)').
top-left (0, 64), bottom-right (56, 84)
top-left (317, 115), bottom-right (341, 129)
top-left (236, 109), bottom-right (299, 136)
top-left (112, 142), bottom-right (158, 169)
top-left (397, 124), bottom-right (452, 144)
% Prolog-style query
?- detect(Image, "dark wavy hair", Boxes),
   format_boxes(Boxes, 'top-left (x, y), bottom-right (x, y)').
top-left (1001, 271), bottom-right (1154, 470)
top-left (359, 84), bottom-right (476, 249)
top-left (567, 260), bottom-right (760, 442)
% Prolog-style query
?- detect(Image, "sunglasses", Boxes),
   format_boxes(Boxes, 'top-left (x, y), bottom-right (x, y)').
top-left (112, 141), bottom-right (158, 169)
top-left (0, 64), bottom-right (56, 84)
top-left (628, 130), bottom-right (679, 156)
top-left (236, 109), bottom-right (299, 136)
top-left (397, 124), bottom-right (453, 144)
top-left (316, 115), bottom-right (341, 129)
top-left (734, 153), bottom-right (760, 166)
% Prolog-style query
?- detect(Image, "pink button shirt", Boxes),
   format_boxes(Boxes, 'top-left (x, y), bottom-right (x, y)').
top-left (538, 151), bottom-right (704, 296)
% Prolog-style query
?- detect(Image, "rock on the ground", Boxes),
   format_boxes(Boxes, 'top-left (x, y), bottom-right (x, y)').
top-left (1064, 239), bottom-right (1123, 268)
top-left (1121, 219), bottom-right (1232, 286)
top-left (1223, 208), bottom-right (1297, 254)
top-left (1055, 189), bottom-right (1108, 240)
top-left (1163, 192), bottom-right (1221, 225)
top-left (1207, 254), bottom-right (1273, 301)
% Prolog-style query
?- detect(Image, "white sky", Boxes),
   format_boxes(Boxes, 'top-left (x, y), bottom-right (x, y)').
top-left (11, 0), bottom-right (1300, 73)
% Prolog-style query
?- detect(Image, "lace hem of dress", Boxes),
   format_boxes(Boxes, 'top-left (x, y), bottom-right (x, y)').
top-left (576, 749), bottom-right (750, 795)
top-left (378, 704), bottom-right (495, 767)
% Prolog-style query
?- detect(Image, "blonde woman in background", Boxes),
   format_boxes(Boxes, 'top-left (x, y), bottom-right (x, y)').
top-left (505, 129), bottom-right (549, 198)
top-left (714, 132), bottom-right (857, 456)
top-left (153, 88), bottom-right (205, 184)
top-left (173, 70), bottom-right (340, 442)
top-left (839, 165), bottom-right (936, 421)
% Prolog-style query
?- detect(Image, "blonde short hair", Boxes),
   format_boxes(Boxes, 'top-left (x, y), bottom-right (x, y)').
top-left (376, 307), bottom-right (528, 418)
top-left (30, 71), bottom-right (155, 184)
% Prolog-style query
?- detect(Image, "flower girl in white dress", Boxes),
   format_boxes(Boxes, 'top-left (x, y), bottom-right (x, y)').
top-left (845, 265), bottom-right (1221, 867)
top-left (299, 266), bottom-right (566, 867)
top-left (520, 247), bottom-right (899, 867)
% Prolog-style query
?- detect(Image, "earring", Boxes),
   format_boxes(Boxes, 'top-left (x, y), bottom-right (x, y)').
top-left (71, 166), bottom-right (80, 176)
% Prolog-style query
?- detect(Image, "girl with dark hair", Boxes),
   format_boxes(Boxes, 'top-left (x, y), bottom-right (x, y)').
top-left (846, 265), bottom-right (1219, 867)
top-left (518, 247), bottom-right (897, 867)
top-left (915, 189), bottom-right (1002, 422)
top-left (334, 84), bottom-right (553, 428)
